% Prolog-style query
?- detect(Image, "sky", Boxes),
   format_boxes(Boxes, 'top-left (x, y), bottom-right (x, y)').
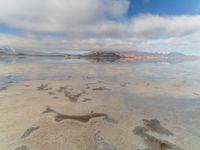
top-left (0, 0), bottom-right (200, 55)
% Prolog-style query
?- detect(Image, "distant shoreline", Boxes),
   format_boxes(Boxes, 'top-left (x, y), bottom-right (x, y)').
top-left (0, 51), bottom-right (199, 63)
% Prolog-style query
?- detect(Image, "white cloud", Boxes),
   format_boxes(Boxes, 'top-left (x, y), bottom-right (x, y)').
top-left (0, 33), bottom-right (135, 50)
top-left (0, 0), bottom-right (200, 54)
top-left (0, 0), bottom-right (129, 33)
top-left (131, 14), bottom-right (200, 37)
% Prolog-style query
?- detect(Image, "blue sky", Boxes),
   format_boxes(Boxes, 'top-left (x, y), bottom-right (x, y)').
top-left (0, 25), bottom-right (22, 35)
top-left (0, 0), bottom-right (200, 55)
top-left (128, 0), bottom-right (200, 16)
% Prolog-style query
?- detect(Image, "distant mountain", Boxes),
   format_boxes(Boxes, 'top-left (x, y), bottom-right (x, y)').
top-left (0, 49), bottom-right (198, 63)
top-left (0, 47), bottom-right (16, 54)
top-left (83, 51), bottom-right (121, 62)
top-left (81, 51), bottom-right (198, 63)
top-left (167, 52), bottom-right (185, 56)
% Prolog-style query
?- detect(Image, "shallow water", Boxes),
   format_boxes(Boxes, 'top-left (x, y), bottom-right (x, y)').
top-left (0, 58), bottom-right (200, 150)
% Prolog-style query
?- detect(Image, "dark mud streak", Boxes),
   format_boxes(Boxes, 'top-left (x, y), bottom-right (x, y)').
top-left (120, 82), bottom-right (129, 87)
top-left (85, 82), bottom-right (98, 89)
top-left (56, 86), bottom-right (72, 93)
top-left (43, 106), bottom-right (56, 114)
top-left (21, 126), bottom-right (40, 139)
top-left (60, 86), bottom-right (68, 90)
top-left (52, 96), bottom-right (59, 99)
top-left (143, 119), bottom-right (174, 136)
top-left (42, 106), bottom-right (117, 123)
top-left (57, 89), bottom-right (63, 92)
top-left (55, 112), bottom-right (108, 122)
top-left (64, 90), bottom-right (86, 102)
top-left (48, 92), bottom-right (56, 95)
top-left (37, 84), bottom-right (49, 91)
top-left (193, 92), bottom-right (199, 96)
top-left (85, 81), bottom-right (110, 88)
top-left (94, 131), bottom-right (117, 150)
top-left (93, 87), bottom-right (111, 91)
top-left (133, 119), bottom-right (182, 150)
top-left (24, 85), bottom-right (30, 87)
top-left (82, 98), bottom-right (92, 102)
top-left (97, 80), bottom-right (112, 85)
top-left (133, 127), bottom-right (182, 150)
top-left (86, 82), bottom-right (100, 86)
top-left (86, 85), bottom-right (91, 89)
top-left (14, 145), bottom-right (30, 150)
top-left (0, 86), bottom-right (7, 91)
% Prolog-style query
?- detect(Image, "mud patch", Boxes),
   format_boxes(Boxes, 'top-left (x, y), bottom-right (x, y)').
top-left (48, 92), bottom-right (56, 95)
top-left (14, 145), bottom-right (30, 150)
top-left (86, 85), bottom-right (91, 89)
top-left (21, 126), bottom-right (40, 139)
top-left (43, 106), bottom-right (117, 123)
top-left (85, 81), bottom-right (110, 89)
top-left (24, 85), bottom-right (30, 87)
top-left (94, 131), bottom-right (117, 150)
top-left (193, 92), bottom-right (199, 96)
top-left (37, 84), bottom-right (49, 91)
top-left (82, 98), bottom-right (92, 102)
top-left (57, 86), bottom-right (69, 92)
top-left (64, 90), bottom-right (85, 102)
top-left (52, 96), bottom-right (59, 99)
top-left (43, 106), bottom-right (55, 114)
top-left (86, 82), bottom-right (100, 86)
top-left (133, 119), bottom-right (182, 150)
top-left (120, 82), bottom-right (129, 87)
top-left (0, 86), bottom-right (7, 91)
top-left (133, 126), bottom-right (182, 150)
top-left (143, 119), bottom-right (174, 136)
top-left (93, 87), bottom-right (111, 91)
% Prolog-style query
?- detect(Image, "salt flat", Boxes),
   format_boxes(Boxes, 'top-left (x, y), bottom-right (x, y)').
top-left (0, 60), bottom-right (200, 150)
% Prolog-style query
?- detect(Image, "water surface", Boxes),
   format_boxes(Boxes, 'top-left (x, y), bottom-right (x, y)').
top-left (0, 57), bottom-right (200, 150)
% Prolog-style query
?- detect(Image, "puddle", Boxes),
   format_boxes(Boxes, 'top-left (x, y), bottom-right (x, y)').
top-left (42, 106), bottom-right (117, 123)
top-left (21, 126), bottom-right (40, 139)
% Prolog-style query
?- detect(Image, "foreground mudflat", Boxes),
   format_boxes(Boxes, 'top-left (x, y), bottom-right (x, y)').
top-left (0, 61), bottom-right (200, 150)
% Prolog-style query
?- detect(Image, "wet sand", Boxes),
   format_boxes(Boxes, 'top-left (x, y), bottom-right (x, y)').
top-left (0, 62), bottom-right (200, 150)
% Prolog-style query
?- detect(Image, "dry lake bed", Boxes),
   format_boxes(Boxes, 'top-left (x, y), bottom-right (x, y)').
top-left (0, 58), bottom-right (200, 150)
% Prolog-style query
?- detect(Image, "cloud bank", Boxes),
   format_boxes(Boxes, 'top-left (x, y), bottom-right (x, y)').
top-left (0, 0), bottom-right (129, 33)
top-left (0, 0), bottom-right (200, 54)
